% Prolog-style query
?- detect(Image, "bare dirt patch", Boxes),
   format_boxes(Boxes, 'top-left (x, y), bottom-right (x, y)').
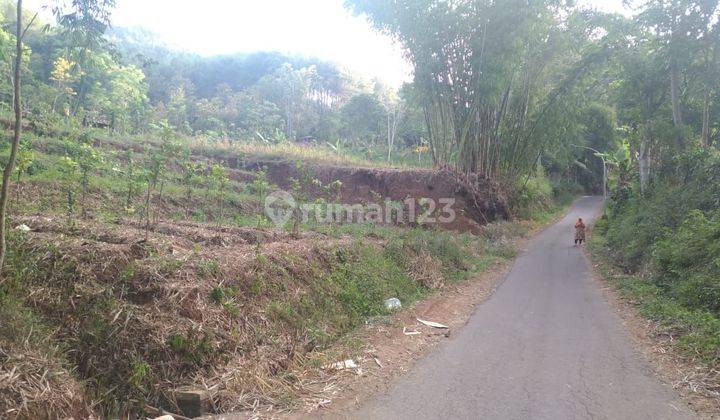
top-left (239, 160), bottom-right (510, 233)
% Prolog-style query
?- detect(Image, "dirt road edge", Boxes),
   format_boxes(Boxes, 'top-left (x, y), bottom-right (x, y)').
top-left (583, 230), bottom-right (720, 419)
top-left (281, 204), bottom-right (576, 419)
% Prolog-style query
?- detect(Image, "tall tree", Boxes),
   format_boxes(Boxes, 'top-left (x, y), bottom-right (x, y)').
top-left (53, 0), bottom-right (116, 116)
top-left (0, 0), bottom-right (23, 272)
top-left (348, 0), bottom-right (608, 180)
top-left (634, 0), bottom-right (720, 144)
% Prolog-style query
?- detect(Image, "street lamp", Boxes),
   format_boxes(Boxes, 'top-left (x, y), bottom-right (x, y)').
top-left (572, 144), bottom-right (607, 200)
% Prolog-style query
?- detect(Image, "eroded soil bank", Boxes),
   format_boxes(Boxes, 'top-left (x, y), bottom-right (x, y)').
top-left (233, 159), bottom-right (510, 233)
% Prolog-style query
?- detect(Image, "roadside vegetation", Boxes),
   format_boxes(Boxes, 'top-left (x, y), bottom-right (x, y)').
top-left (590, 150), bottom-right (720, 364)
top-left (0, 0), bottom-right (717, 417)
top-left (0, 210), bottom-right (534, 417)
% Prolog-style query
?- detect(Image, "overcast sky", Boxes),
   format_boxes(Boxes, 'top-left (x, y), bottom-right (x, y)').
top-left (25, 0), bottom-right (629, 87)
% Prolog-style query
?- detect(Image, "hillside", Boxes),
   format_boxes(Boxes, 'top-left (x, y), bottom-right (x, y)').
top-left (0, 126), bottom-right (544, 418)
top-left (1, 0), bottom-right (718, 417)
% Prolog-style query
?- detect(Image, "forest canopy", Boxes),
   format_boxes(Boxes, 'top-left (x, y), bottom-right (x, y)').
top-left (2, 0), bottom-right (715, 193)
top-left (0, 1), bottom-right (720, 418)
top-left (0, 3), bottom-right (423, 160)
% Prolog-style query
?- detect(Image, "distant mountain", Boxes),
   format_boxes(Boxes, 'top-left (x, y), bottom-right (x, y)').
top-left (108, 26), bottom-right (341, 101)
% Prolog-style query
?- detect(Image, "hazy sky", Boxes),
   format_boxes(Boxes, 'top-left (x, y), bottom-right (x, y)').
top-left (26, 0), bottom-right (629, 87)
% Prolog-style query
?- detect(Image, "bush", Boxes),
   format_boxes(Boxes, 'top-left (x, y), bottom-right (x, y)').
top-left (551, 179), bottom-right (584, 205)
top-left (596, 150), bottom-right (720, 362)
top-left (653, 210), bottom-right (720, 315)
top-left (604, 151), bottom-right (720, 272)
top-left (509, 175), bottom-right (554, 219)
top-left (480, 221), bottom-right (528, 258)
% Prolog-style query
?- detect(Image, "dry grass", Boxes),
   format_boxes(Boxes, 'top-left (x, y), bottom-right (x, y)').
top-left (406, 251), bottom-right (444, 289)
top-left (587, 236), bottom-right (720, 416)
top-left (0, 343), bottom-right (93, 419)
top-left (188, 139), bottom-right (398, 168)
top-left (2, 203), bottom-right (499, 417)
top-left (2, 216), bottom-right (378, 416)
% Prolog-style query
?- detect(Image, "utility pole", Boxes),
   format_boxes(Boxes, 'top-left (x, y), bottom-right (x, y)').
top-left (572, 144), bottom-right (607, 200)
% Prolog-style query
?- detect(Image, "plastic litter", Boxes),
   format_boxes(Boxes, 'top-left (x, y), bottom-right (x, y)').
top-left (384, 297), bottom-right (402, 310)
top-left (324, 359), bottom-right (357, 370)
top-left (417, 318), bottom-right (449, 329)
top-left (402, 327), bottom-right (421, 336)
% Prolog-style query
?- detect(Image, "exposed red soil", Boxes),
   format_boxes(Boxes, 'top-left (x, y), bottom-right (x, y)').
top-left (52, 135), bottom-right (512, 233)
top-left (240, 160), bottom-right (509, 232)
top-left (4, 134), bottom-right (515, 419)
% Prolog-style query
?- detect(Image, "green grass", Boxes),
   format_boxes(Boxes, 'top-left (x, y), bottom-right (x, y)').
top-left (528, 201), bottom-right (571, 225)
top-left (0, 176), bottom-right (535, 417)
top-left (187, 139), bottom-right (413, 169)
top-left (0, 134), bottom-right (267, 224)
top-left (264, 242), bottom-right (410, 346)
top-left (589, 231), bottom-right (720, 363)
top-left (264, 229), bottom-right (493, 347)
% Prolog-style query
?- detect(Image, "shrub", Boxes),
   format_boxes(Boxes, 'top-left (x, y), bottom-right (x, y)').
top-left (509, 175), bottom-right (554, 219)
top-left (551, 179), bottom-right (584, 205)
top-left (653, 210), bottom-right (720, 315)
top-left (596, 150), bottom-right (720, 362)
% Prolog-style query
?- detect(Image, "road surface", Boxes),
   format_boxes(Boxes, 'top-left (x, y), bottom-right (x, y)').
top-left (351, 196), bottom-right (693, 420)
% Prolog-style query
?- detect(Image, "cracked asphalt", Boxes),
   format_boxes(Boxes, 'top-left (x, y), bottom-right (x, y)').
top-left (350, 196), bottom-right (694, 420)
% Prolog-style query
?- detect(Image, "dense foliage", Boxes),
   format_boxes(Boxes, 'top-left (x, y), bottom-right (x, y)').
top-left (597, 150), bottom-right (720, 317)
top-left (0, 2), bottom-right (429, 163)
top-left (0, 0), bottom-right (718, 416)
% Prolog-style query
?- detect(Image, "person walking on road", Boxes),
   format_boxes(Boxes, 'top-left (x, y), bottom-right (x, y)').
top-left (574, 218), bottom-right (586, 246)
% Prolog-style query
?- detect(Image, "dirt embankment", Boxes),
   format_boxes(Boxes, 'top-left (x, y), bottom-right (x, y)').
top-left (79, 136), bottom-right (511, 231)
top-left (238, 160), bottom-right (510, 232)
top-left (4, 208), bottom-right (512, 419)
top-left (2, 216), bottom-right (357, 418)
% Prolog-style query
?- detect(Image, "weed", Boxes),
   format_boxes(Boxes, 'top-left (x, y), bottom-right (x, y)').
top-left (589, 232), bottom-right (720, 363)
top-left (209, 163), bottom-right (230, 225)
top-left (57, 156), bottom-right (79, 226)
top-left (196, 258), bottom-right (220, 278)
top-left (128, 360), bottom-right (150, 388)
top-left (166, 330), bottom-right (213, 365)
top-left (210, 285), bottom-right (239, 304)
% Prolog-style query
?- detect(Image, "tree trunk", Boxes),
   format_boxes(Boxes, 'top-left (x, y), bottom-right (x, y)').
top-left (217, 186), bottom-right (224, 227)
top-left (81, 173), bottom-right (88, 218)
top-left (185, 187), bottom-right (192, 219)
top-left (669, 59), bottom-right (683, 128)
top-left (144, 184), bottom-right (152, 241)
top-left (387, 112), bottom-right (391, 161)
top-left (0, 0), bottom-right (23, 272)
top-left (701, 92), bottom-right (710, 149)
top-left (386, 107), bottom-right (400, 162)
top-left (638, 140), bottom-right (650, 194)
top-left (66, 188), bottom-right (74, 227)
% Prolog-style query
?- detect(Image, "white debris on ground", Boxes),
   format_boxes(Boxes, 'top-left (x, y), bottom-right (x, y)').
top-left (416, 318), bottom-right (449, 329)
top-left (384, 297), bottom-right (402, 310)
top-left (324, 359), bottom-right (357, 370)
top-left (403, 327), bottom-right (421, 335)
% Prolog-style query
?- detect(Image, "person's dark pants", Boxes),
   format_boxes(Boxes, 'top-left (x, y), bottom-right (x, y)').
top-left (574, 238), bottom-right (584, 245)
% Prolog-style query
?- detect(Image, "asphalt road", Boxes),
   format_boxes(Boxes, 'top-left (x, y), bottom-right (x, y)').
top-left (351, 196), bottom-right (694, 420)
